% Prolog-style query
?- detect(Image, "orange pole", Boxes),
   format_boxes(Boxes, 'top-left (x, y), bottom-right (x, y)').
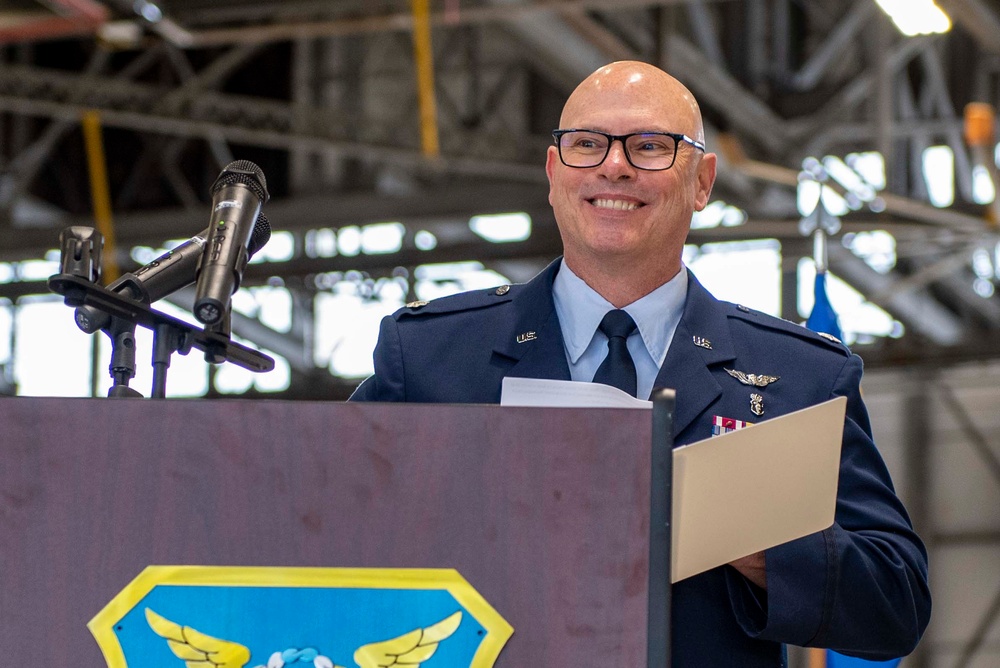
top-left (81, 110), bottom-right (120, 282)
top-left (964, 102), bottom-right (998, 226)
top-left (410, 0), bottom-right (440, 159)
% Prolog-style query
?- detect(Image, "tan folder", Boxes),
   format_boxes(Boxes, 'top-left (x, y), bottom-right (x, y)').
top-left (671, 396), bottom-right (846, 582)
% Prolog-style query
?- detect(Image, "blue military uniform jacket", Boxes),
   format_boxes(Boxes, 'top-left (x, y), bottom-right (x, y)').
top-left (351, 259), bottom-right (931, 665)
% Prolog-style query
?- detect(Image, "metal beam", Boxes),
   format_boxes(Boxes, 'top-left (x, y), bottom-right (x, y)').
top-left (0, 47), bottom-right (111, 210)
top-left (138, 0), bottom-right (731, 49)
top-left (829, 243), bottom-right (967, 346)
top-left (0, 91), bottom-right (547, 184)
top-left (939, 0), bottom-right (1000, 54)
top-left (784, 0), bottom-right (876, 91)
top-left (666, 36), bottom-right (789, 155)
top-left (938, 382), bottom-right (1000, 487)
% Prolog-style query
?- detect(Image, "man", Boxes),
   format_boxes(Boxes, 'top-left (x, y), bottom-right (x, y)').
top-left (351, 61), bottom-right (930, 664)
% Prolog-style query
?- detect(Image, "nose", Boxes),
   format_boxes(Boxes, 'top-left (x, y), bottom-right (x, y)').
top-left (598, 139), bottom-right (636, 179)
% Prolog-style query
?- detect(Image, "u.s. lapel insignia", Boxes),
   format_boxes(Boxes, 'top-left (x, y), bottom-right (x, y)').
top-left (692, 336), bottom-right (713, 350)
top-left (725, 368), bottom-right (780, 388)
top-left (750, 393), bottom-right (765, 416)
top-left (516, 331), bottom-right (537, 344)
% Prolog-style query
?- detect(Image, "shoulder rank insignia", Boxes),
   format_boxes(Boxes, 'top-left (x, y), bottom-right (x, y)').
top-left (725, 368), bottom-right (780, 387)
top-left (494, 285), bottom-right (510, 296)
top-left (405, 300), bottom-right (429, 309)
top-left (818, 332), bottom-right (842, 344)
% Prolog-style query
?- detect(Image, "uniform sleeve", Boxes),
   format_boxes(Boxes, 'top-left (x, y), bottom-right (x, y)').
top-left (348, 315), bottom-right (406, 402)
top-left (725, 353), bottom-right (931, 659)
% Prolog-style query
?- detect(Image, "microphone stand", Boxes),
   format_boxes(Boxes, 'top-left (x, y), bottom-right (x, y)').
top-left (49, 274), bottom-right (274, 398)
top-left (54, 226), bottom-right (147, 398)
top-left (51, 225), bottom-right (272, 398)
top-left (106, 316), bottom-right (143, 398)
top-left (151, 321), bottom-right (194, 399)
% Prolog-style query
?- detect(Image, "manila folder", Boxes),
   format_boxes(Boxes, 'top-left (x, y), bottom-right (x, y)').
top-left (671, 396), bottom-right (847, 583)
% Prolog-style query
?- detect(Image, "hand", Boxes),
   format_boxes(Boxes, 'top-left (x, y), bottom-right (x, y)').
top-left (729, 551), bottom-right (767, 590)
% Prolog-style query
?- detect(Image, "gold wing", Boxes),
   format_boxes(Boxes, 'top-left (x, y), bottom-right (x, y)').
top-left (353, 611), bottom-right (462, 668)
top-left (145, 608), bottom-right (252, 668)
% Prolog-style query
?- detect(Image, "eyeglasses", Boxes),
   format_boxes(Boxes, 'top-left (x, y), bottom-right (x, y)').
top-left (552, 129), bottom-right (706, 171)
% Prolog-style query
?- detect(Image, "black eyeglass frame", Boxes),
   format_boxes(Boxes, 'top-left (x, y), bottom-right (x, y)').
top-left (551, 128), bottom-right (706, 171)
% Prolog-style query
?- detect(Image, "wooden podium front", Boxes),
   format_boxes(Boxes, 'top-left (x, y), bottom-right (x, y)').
top-left (0, 397), bottom-right (654, 665)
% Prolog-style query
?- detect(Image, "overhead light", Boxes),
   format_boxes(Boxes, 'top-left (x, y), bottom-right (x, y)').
top-left (414, 230), bottom-right (438, 251)
top-left (133, 0), bottom-right (163, 23)
top-left (823, 156), bottom-right (877, 205)
top-left (360, 222), bottom-right (405, 255)
top-left (972, 165), bottom-right (996, 204)
top-left (875, 0), bottom-right (951, 36)
top-left (469, 212), bottom-right (531, 243)
top-left (845, 152), bottom-right (887, 192)
top-left (922, 145), bottom-right (955, 208)
top-left (691, 201), bottom-right (747, 229)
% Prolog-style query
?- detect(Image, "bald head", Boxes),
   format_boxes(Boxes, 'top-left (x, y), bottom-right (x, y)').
top-left (560, 61), bottom-right (706, 144)
top-left (545, 60), bottom-right (717, 305)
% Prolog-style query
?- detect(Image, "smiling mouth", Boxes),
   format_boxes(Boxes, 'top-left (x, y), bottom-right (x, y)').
top-left (589, 198), bottom-right (643, 211)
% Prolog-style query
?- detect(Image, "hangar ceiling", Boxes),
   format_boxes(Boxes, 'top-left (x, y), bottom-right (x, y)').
top-left (2, 0), bottom-right (1000, 397)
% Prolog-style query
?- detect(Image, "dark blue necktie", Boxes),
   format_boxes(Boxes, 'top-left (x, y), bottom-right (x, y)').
top-left (592, 309), bottom-right (638, 397)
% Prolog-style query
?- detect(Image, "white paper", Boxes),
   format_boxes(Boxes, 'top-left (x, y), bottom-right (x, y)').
top-left (500, 376), bottom-right (653, 409)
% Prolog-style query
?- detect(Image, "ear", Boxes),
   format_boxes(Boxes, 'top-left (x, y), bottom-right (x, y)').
top-left (545, 146), bottom-right (559, 204)
top-left (693, 152), bottom-right (717, 211)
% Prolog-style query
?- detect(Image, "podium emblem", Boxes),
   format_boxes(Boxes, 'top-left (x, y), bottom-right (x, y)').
top-left (89, 566), bottom-right (512, 668)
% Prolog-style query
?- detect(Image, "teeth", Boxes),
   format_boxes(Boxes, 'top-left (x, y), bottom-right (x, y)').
top-left (592, 198), bottom-right (639, 211)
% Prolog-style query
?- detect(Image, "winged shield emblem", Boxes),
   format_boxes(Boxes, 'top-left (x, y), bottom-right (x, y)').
top-left (88, 566), bottom-right (511, 668)
top-left (145, 607), bottom-right (463, 668)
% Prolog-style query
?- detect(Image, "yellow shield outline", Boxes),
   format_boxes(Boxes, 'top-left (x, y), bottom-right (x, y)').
top-left (89, 566), bottom-right (513, 668)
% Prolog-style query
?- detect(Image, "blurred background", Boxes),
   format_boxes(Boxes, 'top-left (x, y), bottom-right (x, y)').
top-left (0, 1), bottom-right (997, 665)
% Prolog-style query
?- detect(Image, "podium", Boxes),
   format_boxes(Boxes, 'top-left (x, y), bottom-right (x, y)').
top-left (0, 397), bottom-right (663, 665)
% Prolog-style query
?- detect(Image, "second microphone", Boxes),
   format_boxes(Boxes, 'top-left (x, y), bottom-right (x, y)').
top-left (193, 160), bottom-right (270, 325)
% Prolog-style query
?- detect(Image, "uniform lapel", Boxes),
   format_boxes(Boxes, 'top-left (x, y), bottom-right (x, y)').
top-left (493, 260), bottom-right (572, 381)
top-left (653, 270), bottom-right (736, 439)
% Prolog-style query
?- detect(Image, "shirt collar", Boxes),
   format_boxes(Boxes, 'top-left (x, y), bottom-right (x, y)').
top-left (552, 259), bottom-right (688, 366)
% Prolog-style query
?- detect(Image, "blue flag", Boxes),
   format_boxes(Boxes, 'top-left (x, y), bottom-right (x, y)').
top-left (805, 269), bottom-right (843, 340)
top-left (826, 651), bottom-right (900, 667)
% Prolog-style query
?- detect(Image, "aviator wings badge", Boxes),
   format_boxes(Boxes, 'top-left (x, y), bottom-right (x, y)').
top-left (725, 368), bottom-right (780, 388)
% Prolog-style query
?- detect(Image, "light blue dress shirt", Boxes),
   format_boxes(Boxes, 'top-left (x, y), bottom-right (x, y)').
top-left (552, 259), bottom-right (688, 400)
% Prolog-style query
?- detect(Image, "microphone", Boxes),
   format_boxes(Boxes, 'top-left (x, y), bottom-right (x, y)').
top-left (74, 214), bottom-right (271, 334)
top-left (193, 160), bottom-right (270, 325)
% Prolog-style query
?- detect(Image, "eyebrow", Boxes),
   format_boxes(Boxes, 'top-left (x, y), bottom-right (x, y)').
top-left (568, 127), bottom-right (681, 135)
